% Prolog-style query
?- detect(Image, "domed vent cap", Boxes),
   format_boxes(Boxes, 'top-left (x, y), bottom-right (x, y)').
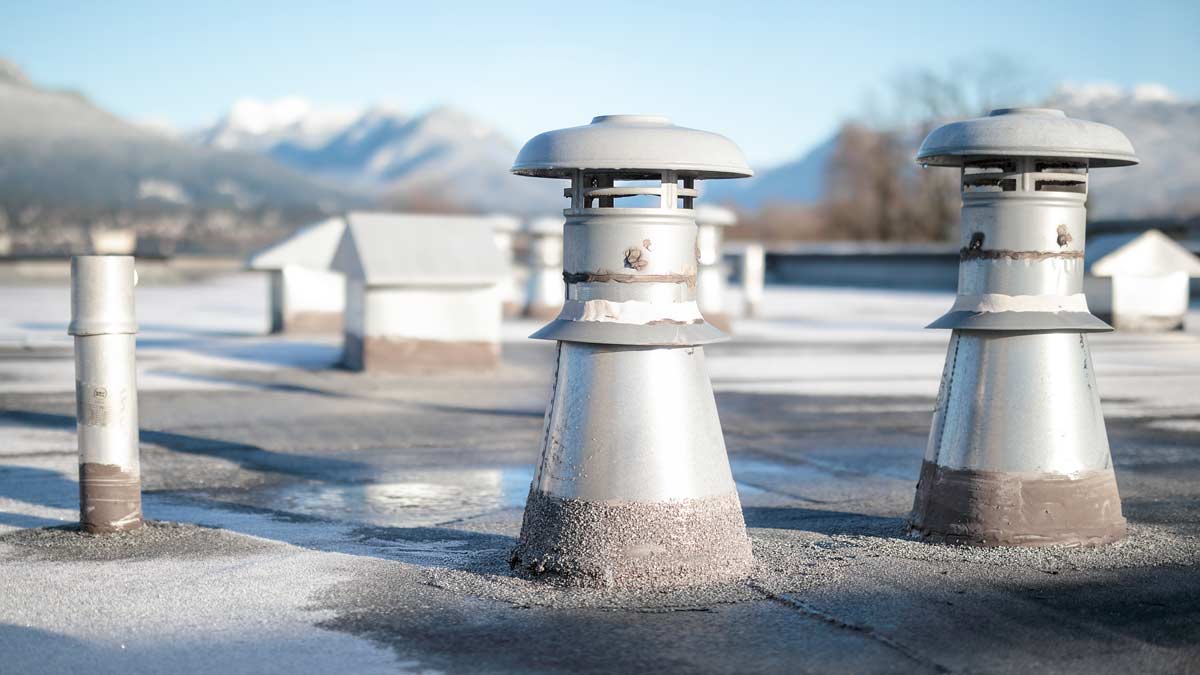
top-left (512, 115), bottom-right (753, 179)
top-left (916, 108), bottom-right (1138, 168)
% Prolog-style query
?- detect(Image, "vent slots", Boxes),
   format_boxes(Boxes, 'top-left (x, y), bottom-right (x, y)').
top-left (567, 172), bottom-right (698, 209)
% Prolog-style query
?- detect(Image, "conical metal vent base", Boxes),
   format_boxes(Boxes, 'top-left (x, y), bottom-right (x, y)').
top-left (908, 331), bottom-right (1125, 546)
top-left (511, 343), bottom-right (753, 587)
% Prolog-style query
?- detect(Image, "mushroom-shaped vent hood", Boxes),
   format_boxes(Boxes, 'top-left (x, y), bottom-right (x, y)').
top-left (512, 115), bottom-right (753, 179)
top-left (916, 108), bottom-right (1138, 168)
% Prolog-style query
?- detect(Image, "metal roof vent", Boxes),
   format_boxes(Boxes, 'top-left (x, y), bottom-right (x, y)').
top-left (695, 205), bottom-right (738, 333)
top-left (508, 115), bottom-right (754, 587)
top-left (521, 216), bottom-right (565, 320)
top-left (908, 108), bottom-right (1138, 547)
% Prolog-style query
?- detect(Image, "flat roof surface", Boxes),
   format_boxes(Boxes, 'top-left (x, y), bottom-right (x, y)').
top-left (0, 265), bottom-right (1197, 674)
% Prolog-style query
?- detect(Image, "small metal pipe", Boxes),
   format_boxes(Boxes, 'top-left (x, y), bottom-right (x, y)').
top-left (69, 256), bottom-right (142, 533)
top-left (523, 217), bottom-right (565, 319)
top-left (695, 206), bottom-right (736, 333)
top-left (268, 269), bottom-right (285, 333)
top-left (740, 243), bottom-right (765, 318)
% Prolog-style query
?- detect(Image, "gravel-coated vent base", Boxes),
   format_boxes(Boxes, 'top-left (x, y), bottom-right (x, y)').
top-left (510, 488), bottom-right (754, 588)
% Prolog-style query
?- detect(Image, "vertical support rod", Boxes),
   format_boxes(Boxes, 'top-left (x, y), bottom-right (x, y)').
top-left (660, 170), bottom-right (678, 209)
top-left (69, 256), bottom-right (143, 534)
top-left (268, 269), bottom-right (285, 333)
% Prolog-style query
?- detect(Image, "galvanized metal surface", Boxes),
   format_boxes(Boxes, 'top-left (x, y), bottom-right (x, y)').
top-left (917, 107), bottom-right (1138, 168)
top-left (68, 256), bottom-right (137, 336)
top-left (74, 333), bottom-right (141, 469)
top-left (532, 343), bottom-right (737, 502)
top-left (926, 331), bottom-right (1110, 475)
top-left (532, 209), bottom-right (727, 346)
top-left (930, 187), bottom-right (1111, 331)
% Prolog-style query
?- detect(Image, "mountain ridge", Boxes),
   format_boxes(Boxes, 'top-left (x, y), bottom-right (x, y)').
top-left (0, 60), bottom-right (358, 214)
top-left (708, 83), bottom-right (1200, 221)
top-left (193, 100), bottom-right (561, 214)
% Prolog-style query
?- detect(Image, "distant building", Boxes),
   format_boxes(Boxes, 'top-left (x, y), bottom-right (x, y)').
top-left (1085, 229), bottom-right (1200, 331)
top-left (247, 217), bottom-right (346, 333)
top-left (331, 212), bottom-right (508, 373)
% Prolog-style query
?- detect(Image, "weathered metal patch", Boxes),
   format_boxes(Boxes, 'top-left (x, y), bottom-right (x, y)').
top-left (79, 462), bottom-right (143, 534)
top-left (907, 460), bottom-right (1125, 547)
top-left (960, 248), bottom-right (1084, 262)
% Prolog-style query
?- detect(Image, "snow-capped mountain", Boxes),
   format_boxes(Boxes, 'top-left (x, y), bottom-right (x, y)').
top-left (709, 83), bottom-right (1200, 222)
top-left (194, 97), bottom-right (360, 152)
top-left (1047, 83), bottom-right (1200, 220)
top-left (703, 135), bottom-right (836, 208)
top-left (194, 100), bottom-right (560, 214)
top-left (0, 60), bottom-right (356, 215)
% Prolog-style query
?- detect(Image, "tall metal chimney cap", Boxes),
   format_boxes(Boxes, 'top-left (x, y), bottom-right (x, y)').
top-left (916, 107), bottom-right (1138, 168)
top-left (512, 115), bottom-right (753, 179)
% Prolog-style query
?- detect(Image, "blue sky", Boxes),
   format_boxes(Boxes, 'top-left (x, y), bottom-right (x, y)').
top-left (2, 1), bottom-right (1197, 166)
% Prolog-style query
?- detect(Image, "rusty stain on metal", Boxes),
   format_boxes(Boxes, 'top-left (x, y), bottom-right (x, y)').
top-left (563, 270), bottom-right (696, 287)
top-left (1056, 224), bottom-right (1073, 247)
top-left (968, 232), bottom-right (986, 251)
top-left (960, 248), bottom-right (1084, 262)
top-left (624, 247), bottom-right (649, 271)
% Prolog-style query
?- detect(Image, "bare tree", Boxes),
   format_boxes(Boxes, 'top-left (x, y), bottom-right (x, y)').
top-left (824, 55), bottom-right (1033, 242)
top-left (728, 203), bottom-right (829, 243)
top-left (823, 124), bottom-right (948, 241)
